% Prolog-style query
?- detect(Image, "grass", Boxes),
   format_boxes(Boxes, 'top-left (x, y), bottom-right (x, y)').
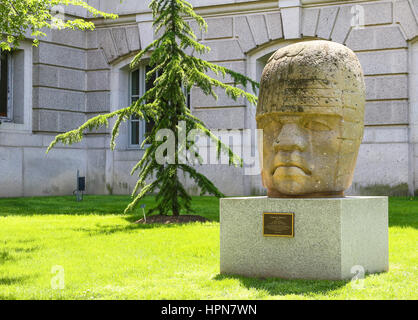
top-left (0, 195), bottom-right (416, 300)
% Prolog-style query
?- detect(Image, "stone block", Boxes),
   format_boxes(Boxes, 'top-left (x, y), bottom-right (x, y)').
top-left (187, 0), bottom-right (239, 7)
top-left (97, 29), bottom-right (118, 63)
top-left (86, 149), bottom-right (106, 194)
top-left (137, 19), bottom-right (154, 50)
top-left (23, 147), bottom-right (86, 196)
top-left (114, 150), bottom-right (147, 163)
top-left (33, 65), bottom-right (85, 91)
top-left (100, 0), bottom-right (149, 15)
top-left (87, 49), bottom-right (110, 70)
top-left (394, 0), bottom-right (418, 40)
top-left (86, 91), bottom-right (111, 113)
top-left (0, 131), bottom-right (43, 148)
top-left (57, 68), bottom-right (85, 91)
top-left (33, 65), bottom-right (58, 88)
top-left (204, 61), bottom-right (246, 83)
top-left (302, 8), bottom-right (319, 37)
top-left (365, 101), bottom-right (408, 125)
top-left (247, 15), bottom-right (269, 46)
top-left (189, 164), bottom-right (245, 196)
top-left (363, 1), bottom-right (392, 26)
top-left (220, 196), bottom-right (389, 280)
top-left (192, 107), bottom-right (246, 129)
top-left (59, 112), bottom-right (86, 132)
top-left (354, 143), bottom-right (409, 186)
top-left (235, 16), bottom-right (256, 53)
top-left (33, 87), bottom-right (85, 112)
top-left (0, 147), bottom-right (23, 197)
top-left (112, 28), bottom-right (130, 57)
top-left (365, 75), bottom-right (408, 100)
top-left (331, 5), bottom-right (352, 44)
top-left (280, 5), bottom-right (302, 39)
top-left (86, 30), bottom-right (98, 49)
top-left (32, 110), bottom-right (39, 132)
top-left (51, 29), bottom-right (86, 48)
top-left (265, 12), bottom-right (283, 40)
top-left (33, 42), bottom-right (86, 69)
top-left (346, 26), bottom-right (407, 51)
top-left (187, 0), bottom-right (246, 7)
top-left (63, 4), bottom-right (88, 18)
top-left (191, 86), bottom-right (245, 108)
top-left (205, 17), bottom-right (233, 40)
top-left (125, 26), bottom-right (141, 52)
top-left (198, 40), bottom-right (244, 61)
top-left (33, 109), bottom-right (59, 132)
top-left (363, 126), bottom-right (408, 144)
top-left (357, 49), bottom-right (408, 75)
top-left (112, 159), bottom-right (141, 194)
top-left (87, 70), bottom-right (110, 91)
top-left (416, 156), bottom-right (418, 187)
top-left (316, 7), bottom-right (339, 40)
top-left (85, 136), bottom-right (107, 149)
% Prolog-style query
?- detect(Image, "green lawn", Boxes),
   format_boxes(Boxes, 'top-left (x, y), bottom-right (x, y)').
top-left (0, 195), bottom-right (416, 300)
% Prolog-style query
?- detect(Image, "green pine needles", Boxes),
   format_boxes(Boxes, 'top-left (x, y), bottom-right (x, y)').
top-left (47, 0), bottom-right (259, 216)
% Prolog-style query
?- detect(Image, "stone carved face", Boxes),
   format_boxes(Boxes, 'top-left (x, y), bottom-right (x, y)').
top-left (256, 41), bottom-right (365, 197)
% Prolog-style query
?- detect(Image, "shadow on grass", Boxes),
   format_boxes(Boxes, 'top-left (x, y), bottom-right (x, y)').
top-left (0, 294), bottom-right (17, 300)
top-left (0, 275), bottom-right (34, 286)
top-left (388, 197), bottom-right (418, 229)
top-left (0, 195), bottom-right (135, 216)
top-left (0, 251), bottom-right (15, 264)
top-left (3, 195), bottom-right (415, 228)
top-left (75, 221), bottom-right (183, 237)
top-left (213, 273), bottom-right (350, 297)
top-left (0, 245), bottom-right (40, 265)
top-left (0, 195), bottom-right (220, 221)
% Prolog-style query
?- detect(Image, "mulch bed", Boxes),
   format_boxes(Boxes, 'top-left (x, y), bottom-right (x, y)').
top-left (134, 214), bottom-right (209, 224)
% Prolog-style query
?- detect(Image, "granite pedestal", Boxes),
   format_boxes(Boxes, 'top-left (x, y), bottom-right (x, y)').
top-left (220, 196), bottom-right (388, 280)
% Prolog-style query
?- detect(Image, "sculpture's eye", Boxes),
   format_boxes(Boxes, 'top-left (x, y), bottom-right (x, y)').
top-left (303, 120), bottom-right (331, 131)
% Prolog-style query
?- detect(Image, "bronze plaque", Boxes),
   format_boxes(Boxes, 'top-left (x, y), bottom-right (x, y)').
top-left (263, 212), bottom-right (294, 237)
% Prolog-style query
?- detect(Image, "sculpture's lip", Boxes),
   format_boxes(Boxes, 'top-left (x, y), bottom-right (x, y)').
top-left (273, 163), bottom-right (312, 176)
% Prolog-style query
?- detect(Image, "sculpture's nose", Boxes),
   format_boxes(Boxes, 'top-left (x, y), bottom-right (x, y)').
top-left (274, 123), bottom-right (307, 152)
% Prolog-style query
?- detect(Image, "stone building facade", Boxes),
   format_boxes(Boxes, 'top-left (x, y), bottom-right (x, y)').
top-left (0, 0), bottom-right (417, 197)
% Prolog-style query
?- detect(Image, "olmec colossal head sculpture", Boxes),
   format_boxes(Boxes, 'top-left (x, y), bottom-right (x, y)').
top-left (256, 40), bottom-right (365, 197)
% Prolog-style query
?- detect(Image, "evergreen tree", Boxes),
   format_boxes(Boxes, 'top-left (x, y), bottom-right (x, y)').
top-left (47, 0), bottom-right (259, 216)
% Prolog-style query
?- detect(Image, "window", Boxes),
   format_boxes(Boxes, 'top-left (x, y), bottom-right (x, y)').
top-left (0, 50), bottom-right (12, 120)
top-left (0, 42), bottom-right (31, 132)
top-left (129, 65), bottom-right (190, 148)
top-left (129, 65), bottom-right (156, 147)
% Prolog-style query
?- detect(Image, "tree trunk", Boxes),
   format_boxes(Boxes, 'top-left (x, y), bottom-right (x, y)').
top-left (172, 199), bottom-right (179, 216)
